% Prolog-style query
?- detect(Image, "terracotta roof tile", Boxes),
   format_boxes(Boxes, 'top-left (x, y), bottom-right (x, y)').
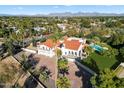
top-left (39, 37), bottom-right (82, 50)
top-left (64, 39), bottom-right (81, 50)
top-left (42, 39), bottom-right (54, 48)
top-left (56, 41), bottom-right (62, 47)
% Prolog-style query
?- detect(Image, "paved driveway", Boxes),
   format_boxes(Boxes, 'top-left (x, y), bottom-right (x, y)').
top-left (33, 54), bottom-right (57, 88)
top-left (14, 51), bottom-right (92, 88)
top-left (14, 51), bottom-right (56, 88)
top-left (33, 54), bottom-right (57, 80)
top-left (66, 62), bottom-right (92, 88)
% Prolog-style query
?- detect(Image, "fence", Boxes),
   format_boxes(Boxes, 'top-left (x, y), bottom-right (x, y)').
top-left (39, 78), bottom-right (56, 88)
top-left (12, 56), bottom-right (45, 88)
top-left (75, 60), bottom-right (96, 75)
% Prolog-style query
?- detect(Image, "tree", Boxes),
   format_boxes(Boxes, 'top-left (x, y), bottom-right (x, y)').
top-left (105, 21), bottom-right (116, 28)
top-left (0, 29), bottom-right (4, 37)
top-left (90, 69), bottom-right (120, 88)
top-left (56, 76), bottom-right (71, 88)
top-left (56, 49), bottom-right (62, 58)
top-left (58, 59), bottom-right (69, 76)
top-left (80, 19), bottom-right (91, 28)
top-left (107, 33), bottom-right (124, 46)
top-left (98, 43), bottom-right (119, 58)
top-left (120, 47), bottom-right (124, 59)
top-left (66, 29), bottom-right (78, 37)
top-left (32, 37), bottom-right (37, 46)
top-left (84, 46), bottom-right (93, 56)
top-left (21, 54), bottom-right (28, 70)
top-left (4, 38), bottom-right (14, 55)
top-left (39, 66), bottom-right (51, 82)
top-left (117, 78), bottom-right (124, 87)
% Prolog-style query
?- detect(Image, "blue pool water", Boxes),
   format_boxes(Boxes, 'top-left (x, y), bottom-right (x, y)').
top-left (90, 44), bottom-right (103, 52)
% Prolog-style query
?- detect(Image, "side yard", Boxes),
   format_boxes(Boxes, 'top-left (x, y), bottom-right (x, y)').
top-left (82, 52), bottom-right (117, 72)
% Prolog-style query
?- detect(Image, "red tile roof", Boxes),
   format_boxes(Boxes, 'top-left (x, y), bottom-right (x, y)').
top-left (42, 39), bottom-right (54, 48)
top-left (56, 41), bottom-right (62, 47)
top-left (64, 39), bottom-right (81, 50)
top-left (39, 37), bottom-right (82, 50)
top-left (63, 36), bottom-right (68, 40)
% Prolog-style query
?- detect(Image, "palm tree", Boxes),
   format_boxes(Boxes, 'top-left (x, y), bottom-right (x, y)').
top-left (39, 66), bottom-right (51, 82)
top-left (84, 46), bottom-right (93, 56)
top-left (4, 38), bottom-right (14, 56)
top-left (58, 59), bottom-right (69, 76)
top-left (50, 33), bottom-right (60, 87)
top-left (56, 76), bottom-right (71, 88)
top-left (56, 49), bottom-right (62, 58)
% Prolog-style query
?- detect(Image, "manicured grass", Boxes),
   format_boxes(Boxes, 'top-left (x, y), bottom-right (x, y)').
top-left (83, 52), bottom-right (117, 71)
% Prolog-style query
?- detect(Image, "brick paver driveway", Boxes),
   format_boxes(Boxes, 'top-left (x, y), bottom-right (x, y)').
top-left (33, 54), bottom-right (57, 80)
top-left (66, 62), bottom-right (92, 88)
top-left (14, 51), bottom-right (92, 88)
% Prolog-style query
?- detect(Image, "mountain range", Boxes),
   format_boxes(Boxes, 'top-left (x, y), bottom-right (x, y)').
top-left (0, 12), bottom-right (124, 17)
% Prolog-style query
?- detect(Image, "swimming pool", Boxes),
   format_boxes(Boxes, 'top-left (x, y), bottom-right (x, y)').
top-left (90, 44), bottom-right (103, 52)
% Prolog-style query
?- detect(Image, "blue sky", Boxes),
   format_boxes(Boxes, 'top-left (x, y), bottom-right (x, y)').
top-left (0, 5), bottom-right (124, 15)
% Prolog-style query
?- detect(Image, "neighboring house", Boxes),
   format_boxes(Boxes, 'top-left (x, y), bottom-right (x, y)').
top-left (115, 63), bottom-right (124, 78)
top-left (8, 26), bottom-right (19, 34)
top-left (90, 22), bottom-right (97, 27)
top-left (10, 27), bottom-right (17, 31)
top-left (57, 24), bottom-right (66, 31)
top-left (37, 39), bottom-right (55, 57)
top-left (15, 29), bottom-right (20, 34)
top-left (33, 27), bottom-right (46, 32)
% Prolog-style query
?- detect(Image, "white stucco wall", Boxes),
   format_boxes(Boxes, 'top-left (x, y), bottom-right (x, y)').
top-left (37, 45), bottom-right (55, 57)
top-left (22, 48), bottom-right (36, 54)
top-left (61, 44), bottom-right (84, 57)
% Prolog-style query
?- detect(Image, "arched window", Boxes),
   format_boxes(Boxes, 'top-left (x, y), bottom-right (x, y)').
top-left (43, 47), bottom-right (44, 50)
top-left (72, 51), bottom-right (74, 55)
top-left (75, 52), bottom-right (77, 56)
top-left (79, 51), bottom-right (81, 56)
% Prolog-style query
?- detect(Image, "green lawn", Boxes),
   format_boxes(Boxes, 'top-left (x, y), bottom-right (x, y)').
top-left (83, 52), bottom-right (117, 71)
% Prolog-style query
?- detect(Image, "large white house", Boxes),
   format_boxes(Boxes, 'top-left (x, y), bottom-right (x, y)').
top-left (59, 37), bottom-right (87, 61)
top-left (37, 39), bottom-right (55, 57)
top-left (37, 37), bottom-right (87, 61)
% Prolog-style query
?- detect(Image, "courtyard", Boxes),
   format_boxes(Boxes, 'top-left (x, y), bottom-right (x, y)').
top-left (33, 54), bottom-right (57, 80)
top-left (14, 51), bottom-right (93, 88)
